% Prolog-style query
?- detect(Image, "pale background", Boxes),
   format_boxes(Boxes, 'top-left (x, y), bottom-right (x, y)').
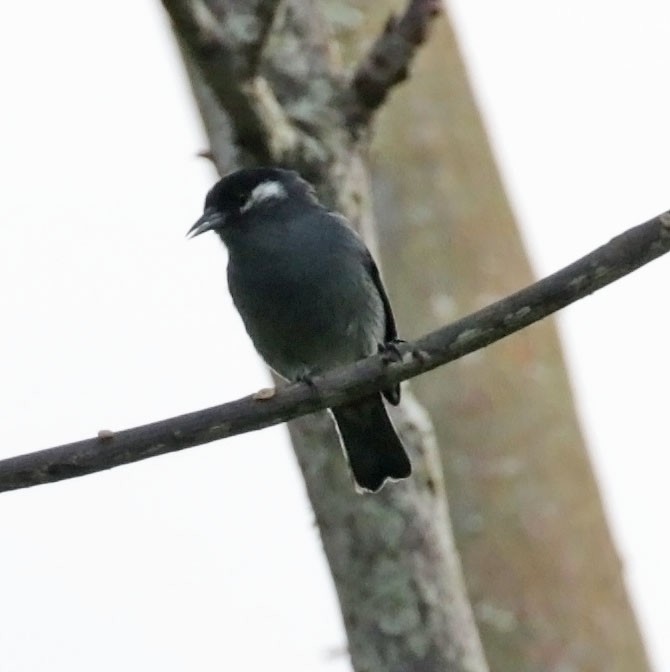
top-left (0, 1), bottom-right (668, 670)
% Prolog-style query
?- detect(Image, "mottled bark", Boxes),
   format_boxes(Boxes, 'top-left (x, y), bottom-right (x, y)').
top-left (288, 399), bottom-right (486, 672)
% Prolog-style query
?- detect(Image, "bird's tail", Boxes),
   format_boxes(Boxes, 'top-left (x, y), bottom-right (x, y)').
top-left (332, 395), bottom-right (411, 492)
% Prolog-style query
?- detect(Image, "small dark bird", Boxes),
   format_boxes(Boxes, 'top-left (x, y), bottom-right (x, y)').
top-left (188, 167), bottom-right (411, 492)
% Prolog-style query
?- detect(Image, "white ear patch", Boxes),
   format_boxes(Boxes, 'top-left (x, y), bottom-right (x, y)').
top-left (241, 180), bottom-right (287, 212)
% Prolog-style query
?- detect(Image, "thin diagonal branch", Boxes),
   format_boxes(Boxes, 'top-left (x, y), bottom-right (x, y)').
top-left (1, 210), bottom-right (668, 494)
top-left (346, 0), bottom-right (442, 131)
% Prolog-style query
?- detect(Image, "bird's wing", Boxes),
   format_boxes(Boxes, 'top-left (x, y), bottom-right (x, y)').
top-left (327, 212), bottom-right (401, 404)
top-left (363, 250), bottom-right (398, 344)
top-left (326, 211), bottom-right (398, 344)
top-left (363, 251), bottom-right (402, 406)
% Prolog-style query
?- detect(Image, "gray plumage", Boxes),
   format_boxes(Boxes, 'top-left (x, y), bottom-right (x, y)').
top-left (188, 167), bottom-right (411, 491)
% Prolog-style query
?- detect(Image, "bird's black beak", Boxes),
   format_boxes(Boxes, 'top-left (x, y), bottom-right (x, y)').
top-left (187, 208), bottom-right (226, 239)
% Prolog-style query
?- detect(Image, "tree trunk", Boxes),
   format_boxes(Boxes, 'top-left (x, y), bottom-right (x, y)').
top-left (165, 1), bottom-right (489, 670)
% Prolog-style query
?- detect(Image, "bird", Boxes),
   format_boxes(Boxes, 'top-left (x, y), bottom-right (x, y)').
top-left (188, 167), bottom-right (411, 492)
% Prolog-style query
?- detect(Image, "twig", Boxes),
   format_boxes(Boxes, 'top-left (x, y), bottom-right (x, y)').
top-left (162, 0), bottom-right (296, 162)
top-left (225, 0), bottom-right (284, 75)
top-left (346, 0), bottom-right (442, 131)
top-left (1, 210), bottom-right (668, 494)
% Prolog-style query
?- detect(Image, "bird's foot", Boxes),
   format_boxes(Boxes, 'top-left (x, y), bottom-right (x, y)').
top-left (378, 338), bottom-right (406, 364)
top-left (295, 373), bottom-right (320, 394)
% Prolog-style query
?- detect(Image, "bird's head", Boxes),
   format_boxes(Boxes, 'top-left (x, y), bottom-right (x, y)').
top-left (187, 167), bottom-right (318, 239)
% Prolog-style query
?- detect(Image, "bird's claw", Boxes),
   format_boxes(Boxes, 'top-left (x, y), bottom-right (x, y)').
top-left (378, 338), bottom-right (406, 364)
top-left (296, 373), bottom-right (319, 392)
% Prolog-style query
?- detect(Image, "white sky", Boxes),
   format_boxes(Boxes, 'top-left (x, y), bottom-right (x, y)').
top-left (0, 2), bottom-right (668, 671)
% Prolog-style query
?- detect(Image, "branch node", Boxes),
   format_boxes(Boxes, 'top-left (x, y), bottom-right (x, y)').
top-left (163, 0), bottom-right (298, 164)
top-left (346, 0), bottom-right (442, 131)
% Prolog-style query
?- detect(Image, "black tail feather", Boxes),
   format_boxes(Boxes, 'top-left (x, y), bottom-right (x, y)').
top-left (332, 395), bottom-right (411, 492)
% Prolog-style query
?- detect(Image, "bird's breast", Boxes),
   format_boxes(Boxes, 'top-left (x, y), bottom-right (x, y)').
top-left (226, 242), bottom-right (384, 379)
